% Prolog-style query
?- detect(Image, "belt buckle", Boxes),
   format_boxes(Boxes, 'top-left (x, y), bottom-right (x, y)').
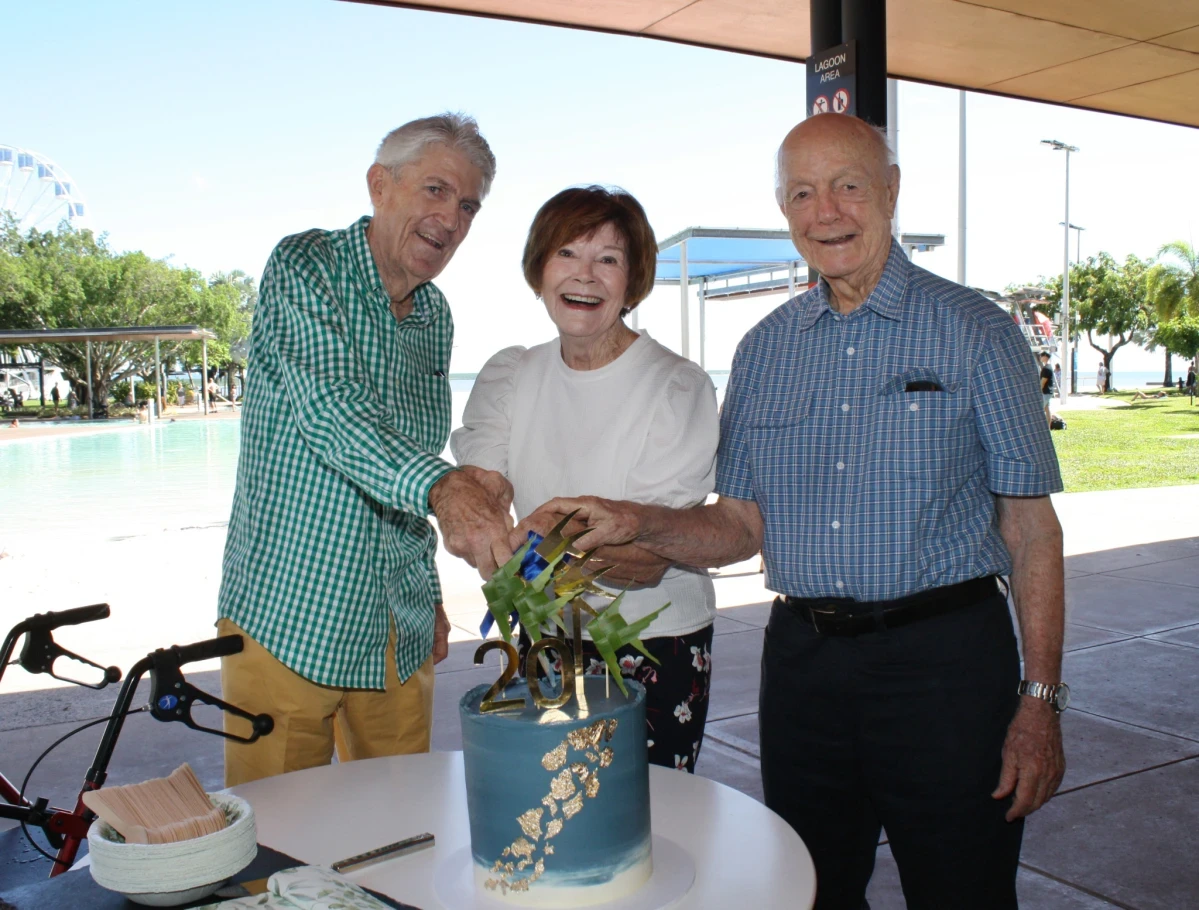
top-left (807, 605), bottom-right (840, 634)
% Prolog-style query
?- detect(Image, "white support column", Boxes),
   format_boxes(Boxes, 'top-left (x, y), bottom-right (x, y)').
top-left (154, 336), bottom-right (162, 417)
top-left (202, 339), bottom-right (210, 416)
top-left (679, 240), bottom-right (690, 359)
top-left (86, 339), bottom-right (93, 420)
top-left (957, 90), bottom-right (967, 286)
top-left (788, 262), bottom-right (798, 299)
top-left (1060, 152), bottom-right (1072, 406)
top-left (698, 282), bottom-right (707, 370)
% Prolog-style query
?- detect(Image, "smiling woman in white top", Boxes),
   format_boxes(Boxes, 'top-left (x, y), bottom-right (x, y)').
top-left (450, 186), bottom-right (719, 773)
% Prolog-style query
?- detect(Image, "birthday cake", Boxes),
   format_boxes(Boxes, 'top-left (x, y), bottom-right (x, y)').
top-left (459, 676), bottom-right (652, 906)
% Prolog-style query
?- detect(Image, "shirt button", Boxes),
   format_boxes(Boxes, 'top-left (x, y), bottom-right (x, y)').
top-left (831, 520), bottom-right (841, 529)
top-left (836, 461), bottom-right (845, 470)
top-left (910, 402), bottom-right (919, 411)
top-left (846, 347), bottom-right (856, 355)
top-left (835, 580), bottom-right (845, 590)
top-left (841, 403), bottom-right (850, 413)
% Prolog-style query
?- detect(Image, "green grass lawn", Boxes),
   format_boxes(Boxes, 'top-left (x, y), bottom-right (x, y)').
top-left (1053, 393), bottom-right (1199, 492)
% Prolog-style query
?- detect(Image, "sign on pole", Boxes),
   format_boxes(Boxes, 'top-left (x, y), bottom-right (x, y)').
top-left (807, 42), bottom-right (857, 117)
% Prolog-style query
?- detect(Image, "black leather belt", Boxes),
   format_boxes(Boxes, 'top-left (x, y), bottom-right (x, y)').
top-left (782, 576), bottom-right (999, 636)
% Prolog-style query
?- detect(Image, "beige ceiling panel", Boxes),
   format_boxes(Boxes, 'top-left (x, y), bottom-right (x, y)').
top-left (1076, 68), bottom-right (1199, 123)
top-left (987, 42), bottom-right (1198, 101)
top-left (967, 1), bottom-right (1199, 43)
top-left (370, 0), bottom-right (689, 32)
top-left (643, 0), bottom-right (809, 59)
top-left (1152, 25), bottom-right (1199, 52)
top-left (886, 0), bottom-right (1133, 87)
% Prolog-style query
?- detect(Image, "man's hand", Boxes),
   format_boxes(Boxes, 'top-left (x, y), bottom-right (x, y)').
top-left (522, 496), bottom-right (644, 552)
top-left (430, 467), bottom-right (515, 579)
top-left (991, 698), bottom-right (1066, 821)
top-left (432, 603), bottom-right (452, 665)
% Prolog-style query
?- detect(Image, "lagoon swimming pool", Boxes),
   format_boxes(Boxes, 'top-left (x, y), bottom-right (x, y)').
top-left (0, 420), bottom-right (241, 542)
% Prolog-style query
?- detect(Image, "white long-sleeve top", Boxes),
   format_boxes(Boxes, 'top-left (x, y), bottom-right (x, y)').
top-left (450, 330), bottom-right (719, 638)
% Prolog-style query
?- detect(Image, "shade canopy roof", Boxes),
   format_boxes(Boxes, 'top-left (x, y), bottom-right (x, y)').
top-left (655, 228), bottom-right (803, 284)
top-left (360, 1), bottom-right (1199, 128)
top-left (0, 326), bottom-right (216, 344)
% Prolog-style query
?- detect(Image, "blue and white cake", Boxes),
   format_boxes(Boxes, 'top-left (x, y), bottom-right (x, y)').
top-left (460, 677), bottom-right (652, 906)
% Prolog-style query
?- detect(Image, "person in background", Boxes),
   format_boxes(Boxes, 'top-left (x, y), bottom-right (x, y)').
top-left (1096, 361), bottom-right (1108, 394)
top-left (217, 113), bottom-right (514, 787)
top-left (1053, 362), bottom-right (1062, 394)
top-left (453, 186), bottom-right (719, 773)
top-left (1187, 365), bottom-right (1195, 394)
top-left (1040, 352), bottom-right (1055, 428)
top-left (51, 385), bottom-right (60, 409)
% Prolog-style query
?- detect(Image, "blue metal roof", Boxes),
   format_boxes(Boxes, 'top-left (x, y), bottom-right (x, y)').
top-left (655, 227), bottom-right (804, 283)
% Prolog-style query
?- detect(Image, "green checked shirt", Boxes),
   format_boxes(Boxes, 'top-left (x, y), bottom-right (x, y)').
top-left (218, 216), bottom-right (455, 687)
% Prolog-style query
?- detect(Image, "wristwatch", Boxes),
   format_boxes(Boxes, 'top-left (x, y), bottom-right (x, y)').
top-left (1018, 680), bottom-right (1071, 713)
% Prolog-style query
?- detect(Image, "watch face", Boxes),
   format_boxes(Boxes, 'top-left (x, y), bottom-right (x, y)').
top-left (1053, 683), bottom-right (1071, 712)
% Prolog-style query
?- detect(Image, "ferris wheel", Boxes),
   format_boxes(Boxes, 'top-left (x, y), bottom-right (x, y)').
top-left (0, 145), bottom-right (88, 234)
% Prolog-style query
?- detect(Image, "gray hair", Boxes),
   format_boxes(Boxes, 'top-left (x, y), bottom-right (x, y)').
top-left (375, 112), bottom-right (497, 199)
top-left (774, 117), bottom-right (895, 205)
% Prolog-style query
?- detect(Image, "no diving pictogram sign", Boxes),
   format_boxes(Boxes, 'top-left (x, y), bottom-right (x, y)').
top-left (833, 88), bottom-right (851, 113)
top-left (812, 95), bottom-right (829, 115)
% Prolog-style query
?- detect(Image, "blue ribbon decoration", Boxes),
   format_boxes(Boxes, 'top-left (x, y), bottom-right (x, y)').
top-left (479, 531), bottom-right (573, 637)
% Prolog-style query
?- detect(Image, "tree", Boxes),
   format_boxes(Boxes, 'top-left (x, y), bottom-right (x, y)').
top-left (0, 221), bottom-right (254, 409)
top-left (1147, 241), bottom-right (1199, 384)
top-left (1153, 317), bottom-right (1199, 365)
top-left (1043, 253), bottom-right (1151, 388)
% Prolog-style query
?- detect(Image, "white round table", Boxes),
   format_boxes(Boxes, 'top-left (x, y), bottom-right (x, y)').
top-left (230, 751), bottom-right (815, 909)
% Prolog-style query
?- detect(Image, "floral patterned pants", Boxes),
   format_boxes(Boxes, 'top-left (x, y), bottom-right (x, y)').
top-left (519, 623), bottom-right (714, 773)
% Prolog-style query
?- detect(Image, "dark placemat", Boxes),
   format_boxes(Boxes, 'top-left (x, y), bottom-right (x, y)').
top-left (0, 841), bottom-right (421, 910)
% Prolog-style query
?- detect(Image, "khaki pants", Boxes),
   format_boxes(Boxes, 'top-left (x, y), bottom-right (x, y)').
top-left (218, 618), bottom-right (434, 787)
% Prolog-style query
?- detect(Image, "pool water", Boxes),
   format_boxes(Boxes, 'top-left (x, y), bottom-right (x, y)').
top-left (1, 421), bottom-right (241, 542)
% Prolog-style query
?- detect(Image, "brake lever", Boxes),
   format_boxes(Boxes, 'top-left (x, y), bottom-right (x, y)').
top-left (149, 657), bottom-right (274, 744)
top-left (18, 630), bottom-right (122, 689)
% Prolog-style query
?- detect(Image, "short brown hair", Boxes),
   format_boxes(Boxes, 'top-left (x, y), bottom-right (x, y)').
top-left (522, 186), bottom-right (658, 313)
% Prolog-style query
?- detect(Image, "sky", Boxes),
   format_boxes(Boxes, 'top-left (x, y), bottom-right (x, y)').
top-left (6, 0), bottom-right (1199, 376)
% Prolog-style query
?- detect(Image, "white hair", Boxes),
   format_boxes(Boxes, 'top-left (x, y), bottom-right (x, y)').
top-left (375, 112), bottom-right (497, 199)
top-left (774, 117), bottom-right (896, 205)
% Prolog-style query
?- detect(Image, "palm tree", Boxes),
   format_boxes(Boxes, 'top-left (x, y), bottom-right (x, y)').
top-left (1147, 241), bottom-right (1199, 386)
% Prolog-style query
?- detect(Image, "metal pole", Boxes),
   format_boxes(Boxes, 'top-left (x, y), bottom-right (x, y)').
top-left (698, 282), bottom-right (707, 370)
top-left (887, 78), bottom-right (899, 235)
top-left (957, 90), bottom-right (967, 286)
top-left (38, 360), bottom-right (45, 408)
top-left (679, 240), bottom-right (690, 360)
top-left (202, 339), bottom-right (210, 416)
top-left (154, 336), bottom-right (162, 417)
top-left (1060, 150), bottom-right (1071, 407)
top-left (788, 262), bottom-right (798, 299)
top-left (86, 340), bottom-right (93, 420)
top-left (842, 0), bottom-right (888, 127)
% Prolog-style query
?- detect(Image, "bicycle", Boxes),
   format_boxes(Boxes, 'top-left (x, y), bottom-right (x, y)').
top-left (0, 604), bottom-right (274, 877)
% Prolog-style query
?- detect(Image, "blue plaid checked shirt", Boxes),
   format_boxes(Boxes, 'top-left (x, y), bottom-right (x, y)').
top-left (716, 241), bottom-right (1062, 601)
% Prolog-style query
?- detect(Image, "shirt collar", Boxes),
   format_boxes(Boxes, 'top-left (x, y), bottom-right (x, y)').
top-left (347, 215), bottom-right (441, 325)
top-left (794, 238), bottom-right (911, 331)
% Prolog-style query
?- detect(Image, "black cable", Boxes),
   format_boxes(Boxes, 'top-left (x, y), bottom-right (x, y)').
top-left (16, 705), bottom-right (147, 865)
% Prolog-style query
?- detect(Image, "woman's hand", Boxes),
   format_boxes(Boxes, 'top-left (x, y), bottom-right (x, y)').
top-left (586, 544), bottom-right (672, 587)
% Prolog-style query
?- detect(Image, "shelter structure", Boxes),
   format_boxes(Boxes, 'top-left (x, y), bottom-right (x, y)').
top-left (0, 326), bottom-right (217, 419)
top-left (361, 2), bottom-right (1199, 128)
top-left (654, 228), bottom-right (805, 368)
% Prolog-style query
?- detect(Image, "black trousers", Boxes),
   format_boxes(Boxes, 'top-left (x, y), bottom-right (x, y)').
top-left (760, 590), bottom-right (1023, 910)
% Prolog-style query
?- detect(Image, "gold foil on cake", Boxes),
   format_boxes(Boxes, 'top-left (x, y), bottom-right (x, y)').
top-left (544, 844), bottom-right (555, 854)
top-left (545, 818), bottom-right (563, 839)
top-left (542, 743), bottom-right (567, 771)
top-left (541, 795), bottom-right (558, 816)
top-left (599, 747), bottom-right (614, 768)
top-left (517, 808), bottom-right (543, 841)
top-left (510, 837), bottom-right (535, 861)
top-left (605, 718), bottom-right (618, 741)
top-left (550, 768), bottom-right (576, 800)
top-left (585, 776), bottom-right (600, 798)
top-left (562, 792), bottom-right (584, 819)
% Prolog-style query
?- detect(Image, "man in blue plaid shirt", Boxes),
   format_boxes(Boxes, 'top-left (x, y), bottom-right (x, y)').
top-left (537, 114), bottom-right (1067, 909)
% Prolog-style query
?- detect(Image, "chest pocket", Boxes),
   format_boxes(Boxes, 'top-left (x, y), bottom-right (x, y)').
top-left (879, 370), bottom-right (964, 477)
top-left (744, 391), bottom-right (813, 498)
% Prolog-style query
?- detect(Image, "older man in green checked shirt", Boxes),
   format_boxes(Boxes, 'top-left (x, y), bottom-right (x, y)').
top-left (217, 114), bottom-right (515, 786)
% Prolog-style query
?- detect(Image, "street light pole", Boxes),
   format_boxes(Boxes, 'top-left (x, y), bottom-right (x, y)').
top-left (1043, 139), bottom-right (1079, 406)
